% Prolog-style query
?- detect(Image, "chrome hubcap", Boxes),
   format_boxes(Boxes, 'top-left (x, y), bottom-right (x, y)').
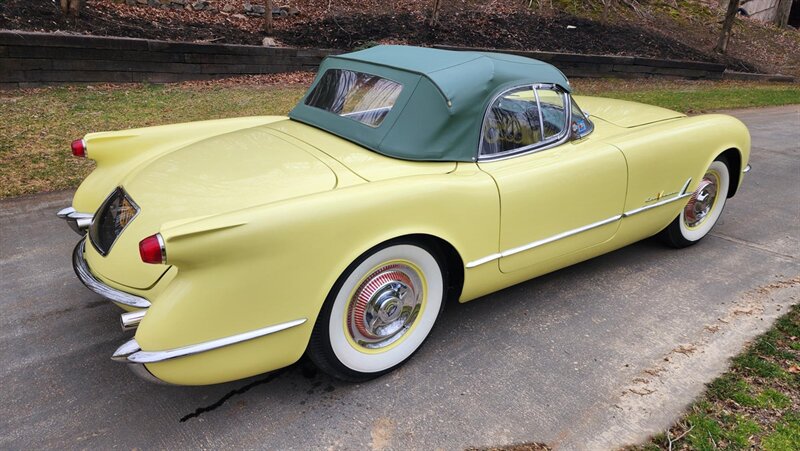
top-left (684, 173), bottom-right (718, 228)
top-left (347, 264), bottom-right (423, 349)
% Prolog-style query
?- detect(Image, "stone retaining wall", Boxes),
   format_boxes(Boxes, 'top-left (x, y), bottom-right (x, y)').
top-left (4, 31), bottom-right (788, 89)
top-left (0, 30), bottom-right (338, 88)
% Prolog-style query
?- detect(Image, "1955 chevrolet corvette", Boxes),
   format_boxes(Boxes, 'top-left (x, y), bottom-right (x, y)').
top-left (59, 45), bottom-right (751, 385)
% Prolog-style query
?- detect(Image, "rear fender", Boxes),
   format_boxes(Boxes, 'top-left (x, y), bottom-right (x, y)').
top-left (135, 165), bottom-right (500, 384)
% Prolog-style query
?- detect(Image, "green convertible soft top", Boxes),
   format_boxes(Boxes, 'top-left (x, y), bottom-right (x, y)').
top-left (288, 45), bottom-right (571, 162)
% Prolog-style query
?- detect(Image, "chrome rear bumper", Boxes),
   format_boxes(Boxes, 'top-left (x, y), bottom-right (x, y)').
top-left (72, 240), bottom-right (151, 309)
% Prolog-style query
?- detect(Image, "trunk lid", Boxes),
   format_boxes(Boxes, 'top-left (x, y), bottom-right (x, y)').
top-left (89, 125), bottom-right (338, 289)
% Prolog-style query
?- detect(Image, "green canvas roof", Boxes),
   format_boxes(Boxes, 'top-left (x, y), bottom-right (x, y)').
top-left (288, 45), bottom-right (571, 162)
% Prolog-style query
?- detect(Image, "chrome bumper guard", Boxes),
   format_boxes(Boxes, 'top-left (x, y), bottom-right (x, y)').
top-left (743, 164), bottom-right (752, 173)
top-left (72, 240), bottom-right (152, 309)
top-left (57, 207), bottom-right (93, 235)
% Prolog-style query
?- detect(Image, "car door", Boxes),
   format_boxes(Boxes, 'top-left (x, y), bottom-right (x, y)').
top-left (477, 85), bottom-right (628, 274)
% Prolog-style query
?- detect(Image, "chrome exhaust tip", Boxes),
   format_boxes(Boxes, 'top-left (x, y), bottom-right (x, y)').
top-left (120, 310), bottom-right (146, 331)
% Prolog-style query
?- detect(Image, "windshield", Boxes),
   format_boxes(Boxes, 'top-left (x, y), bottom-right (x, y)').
top-left (305, 69), bottom-right (403, 128)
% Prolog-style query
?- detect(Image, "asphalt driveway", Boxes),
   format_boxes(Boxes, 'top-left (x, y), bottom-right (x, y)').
top-left (1, 105), bottom-right (798, 450)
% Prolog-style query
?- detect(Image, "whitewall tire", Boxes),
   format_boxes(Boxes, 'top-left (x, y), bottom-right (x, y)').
top-left (308, 240), bottom-right (445, 381)
top-left (659, 157), bottom-right (730, 248)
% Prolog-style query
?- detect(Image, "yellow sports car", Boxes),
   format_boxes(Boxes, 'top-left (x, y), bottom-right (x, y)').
top-left (59, 45), bottom-right (751, 385)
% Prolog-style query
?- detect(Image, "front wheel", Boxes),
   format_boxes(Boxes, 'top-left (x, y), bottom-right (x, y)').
top-left (307, 241), bottom-right (445, 382)
top-left (659, 158), bottom-right (730, 248)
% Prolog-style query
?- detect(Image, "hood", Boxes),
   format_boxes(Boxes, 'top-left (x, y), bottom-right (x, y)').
top-left (573, 96), bottom-right (685, 128)
top-left (90, 125), bottom-right (338, 289)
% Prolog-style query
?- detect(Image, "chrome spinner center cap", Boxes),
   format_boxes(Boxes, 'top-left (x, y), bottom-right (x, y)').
top-left (347, 265), bottom-right (424, 349)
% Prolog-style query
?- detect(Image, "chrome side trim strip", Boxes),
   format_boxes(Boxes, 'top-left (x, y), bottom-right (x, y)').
top-left (465, 253), bottom-right (503, 269)
top-left (73, 240), bottom-right (151, 309)
top-left (124, 318), bottom-right (308, 364)
top-left (622, 178), bottom-right (692, 218)
top-left (112, 339), bottom-right (172, 384)
top-left (743, 164), bottom-right (751, 173)
top-left (465, 177), bottom-right (695, 269)
top-left (465, 215), bottom-right (622, 268)
top-left (501, 215), bottom-right (622, 258)
top-left (57, 207), bottom-right (93, 235)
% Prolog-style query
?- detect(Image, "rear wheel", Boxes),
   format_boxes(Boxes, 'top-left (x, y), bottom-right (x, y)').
top-left (307, 241), bottom-right (445, 382)
top-left (659, 158), bottom-right (730, 248)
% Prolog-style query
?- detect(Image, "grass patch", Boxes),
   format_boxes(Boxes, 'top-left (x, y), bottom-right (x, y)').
top-left (0, 79), bottom-right (798, 199)
top-left (631, 304), bottom-right (800, 450)
top-left (572, 79), bottom-right (800, 113)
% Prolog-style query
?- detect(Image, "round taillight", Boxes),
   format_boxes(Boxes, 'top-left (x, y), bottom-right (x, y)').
top-left (139, 234), bottom-right (166, 264)
top-left (71, 139), bottom-right (86, 158)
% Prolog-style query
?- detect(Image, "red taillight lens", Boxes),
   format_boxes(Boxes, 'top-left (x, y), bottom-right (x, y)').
top-left (71, 139), bottom-right (86, 157)
top-left (139, 234), bottom-right (165, 264)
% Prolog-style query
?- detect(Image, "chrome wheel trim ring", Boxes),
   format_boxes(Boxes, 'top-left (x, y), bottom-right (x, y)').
top-left (683, 173), bottom-right (719, 228)
top-left (346, 264), bottom-right (423, 349)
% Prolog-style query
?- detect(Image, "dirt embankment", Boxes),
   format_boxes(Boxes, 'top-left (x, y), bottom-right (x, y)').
top-left (1, 0), bottom-right (789, 74)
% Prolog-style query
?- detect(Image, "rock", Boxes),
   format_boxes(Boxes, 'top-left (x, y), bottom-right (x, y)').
top-left (243, 1), bottom-right (252, 12)
top-left (191, 0), bottom-right (207, 10)
top-left (251, 5), bottom-right (266, 14)
top-left (222, 4), bottom-right (235, 13)
top-left (136, 0), bottom-right (148, 5)
top-left (231, 13), bottom-right (247, 19)
top-left (262, 37), bottom-right (280, 47)
top-left (280, 5), bottom-right (300, 16)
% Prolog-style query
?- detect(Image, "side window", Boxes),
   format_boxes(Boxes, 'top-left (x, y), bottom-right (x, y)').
top-left (481, 87), bottom-right (542, 156)
top-left (570, 99), bottom-right (594, 138)
top-left (480, 85), bottom-right (572, 158)
top-left (536, 88), bottom-right (567, 138)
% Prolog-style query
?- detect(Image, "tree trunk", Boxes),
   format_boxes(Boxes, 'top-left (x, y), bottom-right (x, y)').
top-left (60, 0), bottom-right (83, 18)
top-left (430, 0), bottom-right (441, 26)
top-left (715, 0), bottom-right (739, 54)
top-left (775, 0), bottom-right (793, 28)
top-left (602, 0), bottom-right (613, 22)
top-left (264, 0), bottom-right (274, 35)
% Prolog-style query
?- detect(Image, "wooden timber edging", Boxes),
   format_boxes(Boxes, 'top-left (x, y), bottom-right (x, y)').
top-left (0, 30), bottom-right (341, 88)
top-left (2, 31), bottom-right (791, 88)
top-left (433, 45), bottom-right (728, 80)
